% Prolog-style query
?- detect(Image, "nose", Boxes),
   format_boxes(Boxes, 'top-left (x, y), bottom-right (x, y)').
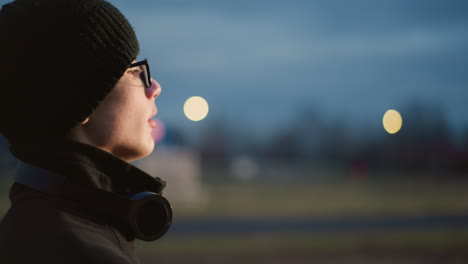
top-left (146, 78), bottom-right (161, 99)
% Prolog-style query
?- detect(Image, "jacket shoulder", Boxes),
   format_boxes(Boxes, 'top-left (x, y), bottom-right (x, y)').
top-left (0, 199), bottom-right (139, 264)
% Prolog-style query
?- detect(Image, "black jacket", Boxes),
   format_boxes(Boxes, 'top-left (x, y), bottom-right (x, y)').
top-left (0, 141), bottom-right (166, 264)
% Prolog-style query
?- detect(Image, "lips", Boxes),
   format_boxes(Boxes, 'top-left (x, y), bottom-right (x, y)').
top-left (148, 119), bottom-right (157, 128)
top-left (148, 106), bottom-right (157, 128)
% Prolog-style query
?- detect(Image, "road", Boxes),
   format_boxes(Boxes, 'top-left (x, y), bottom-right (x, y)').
top-left (167, 213), bottom-right (468, 237)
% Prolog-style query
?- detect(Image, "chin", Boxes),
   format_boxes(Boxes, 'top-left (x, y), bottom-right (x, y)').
top-left (140, 140), bottom-right (156, 158)
top-left (115, 140), bottom-right (155, 162)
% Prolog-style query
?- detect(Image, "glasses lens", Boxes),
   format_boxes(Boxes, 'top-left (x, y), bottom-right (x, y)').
top-left (141, 64), bottom-right (150, 88)
top-left (130, 59), bottom-right (151, 88)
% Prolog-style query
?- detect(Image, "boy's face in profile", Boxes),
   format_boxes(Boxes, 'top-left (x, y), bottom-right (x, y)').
top-left (67, 60), bottom-right (162, 161)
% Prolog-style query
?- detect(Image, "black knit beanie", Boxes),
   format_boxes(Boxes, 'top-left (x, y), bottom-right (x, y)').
top-left (0, 0), bottom-right (139, 146)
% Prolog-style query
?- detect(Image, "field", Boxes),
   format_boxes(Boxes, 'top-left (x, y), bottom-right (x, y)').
top-left (136, 231), bottom-right (468, 264)
top-left (2, 174), bottom-right (468, 263)
top-left (174, 180), bottom-right (468, 218)
top-left (135, 180), bottom-right (468, 263)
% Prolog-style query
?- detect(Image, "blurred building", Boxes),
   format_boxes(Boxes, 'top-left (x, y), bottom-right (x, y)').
top-left (134, 146), bottom-right (207, 209)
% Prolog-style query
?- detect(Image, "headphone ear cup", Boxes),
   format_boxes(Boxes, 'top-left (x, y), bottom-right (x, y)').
top-left (129, 192), bottom-right (173, 241)
top-left (14, 162), bottom-right (172, 241)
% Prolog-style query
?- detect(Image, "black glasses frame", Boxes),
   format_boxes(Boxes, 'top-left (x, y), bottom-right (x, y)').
top-left (129, 59), bottom-right (151, 88)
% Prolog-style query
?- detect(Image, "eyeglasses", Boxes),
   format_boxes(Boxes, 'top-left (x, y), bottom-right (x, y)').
top-left (129, 59), bottom-right (151, 88)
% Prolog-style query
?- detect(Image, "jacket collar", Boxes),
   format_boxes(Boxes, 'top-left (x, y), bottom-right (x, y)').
top-left (10, 140), bottom-right (165, 196)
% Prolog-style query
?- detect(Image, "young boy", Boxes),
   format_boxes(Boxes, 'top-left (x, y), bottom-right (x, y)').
top-left (0, 0), bottom-right (171, 263)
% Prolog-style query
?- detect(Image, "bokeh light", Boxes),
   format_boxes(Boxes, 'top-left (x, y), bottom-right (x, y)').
top-left (184, 96), bottom-right (209, 121)
top-left (151, 118), bottom-right (165, 143)
top-left (383, 109), bottom-right (403, 134)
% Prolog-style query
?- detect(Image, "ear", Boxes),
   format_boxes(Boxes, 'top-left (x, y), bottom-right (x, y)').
top-left (80, 117), bottom-right (90, 125)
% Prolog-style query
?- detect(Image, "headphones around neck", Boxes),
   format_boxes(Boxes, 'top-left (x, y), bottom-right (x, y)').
top-left (13, 162), bottom-right (172, 241)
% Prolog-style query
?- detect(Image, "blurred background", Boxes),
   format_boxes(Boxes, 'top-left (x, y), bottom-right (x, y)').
top-left (1, 0), bottom-right (468, 263)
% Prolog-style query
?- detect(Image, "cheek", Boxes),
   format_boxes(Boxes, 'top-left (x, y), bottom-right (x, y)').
top-left (110, 104), bottom-right (139, 134)
top-left (88, 98), bottom-right (130, 138)
top-left (88, 84), bottom-right (150, 146)
top-left (111, 95), bottom-right (147, 137)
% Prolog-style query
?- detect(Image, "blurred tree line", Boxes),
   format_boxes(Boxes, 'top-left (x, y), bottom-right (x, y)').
top-left (193, 101), bottom-right (468, 181)
top-left (1, 101), bottom-right (467, 181)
